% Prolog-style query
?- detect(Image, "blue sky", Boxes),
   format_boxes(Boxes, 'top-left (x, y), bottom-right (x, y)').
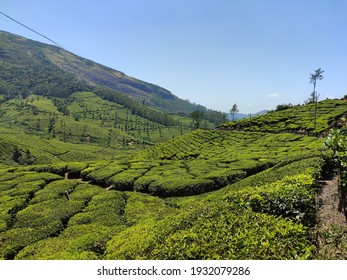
top-left (1, 0), bottom-right (346, 113)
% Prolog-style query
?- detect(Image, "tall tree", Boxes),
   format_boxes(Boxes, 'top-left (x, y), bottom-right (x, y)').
top-left (230, 103), bottom-right (239, 121)
top-left (191, 111), bottom-right (205, 129)
top-left (309, 68), bottom-right (324, 131)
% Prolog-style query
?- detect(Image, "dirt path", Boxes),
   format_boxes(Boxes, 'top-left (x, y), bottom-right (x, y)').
top-left (317, 178), bottom-right (346, 229)
top-left (315, 178), bottom-right (347, 259)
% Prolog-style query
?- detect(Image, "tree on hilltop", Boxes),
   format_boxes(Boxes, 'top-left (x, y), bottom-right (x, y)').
top-left (309, 68), bottom-right (324, 131)
top-left (230, 103), bottom-right (239, 121)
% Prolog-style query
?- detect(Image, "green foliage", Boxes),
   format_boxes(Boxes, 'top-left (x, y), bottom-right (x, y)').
top-left (124, 192), bottom-right (178, 225)
top-left (151, 208), bottom-right (313, 260)
top-left (15, 224), bottom-right (125, 260)
top-left (30, 180), bottom-right (79, 203)
top-left (68, 191), bottom-right (126, 227)
top-left (325, 127), bottom-right (347, 216)
top-left (325, 128), bottom-right (347, 171)
top-left (0, 91), bottom-right (194, 165)
top-left (0, 32), bottom-right (89, 101)
top-left (105, 202), bottom-right (314, 260)
top-left (191, 111), bottom-right (205, 129)
top-left (0, 194), bottom-right (85, 259)
top-left (83, 161), bottom-right (128, 186)
top-left (227, 174), bottom-right (317, 226)
top-left (14, 188), bottom-right (126, 259)
top-left (147, 177), bottom-right (215, 197)
top-left (0, 133), bottom-right (324, 259)
top-left (1, 30), bottom-right (342, 260)
top-left (219, 99), bottom-right (347, 134)
top-left (316, 225), bottom-right (347, 259)
top-left (276, 103), bottom-right (294, 111)
top-left (231, 157), bottom-right (324, 189)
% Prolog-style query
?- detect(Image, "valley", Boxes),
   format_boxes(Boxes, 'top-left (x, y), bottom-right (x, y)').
top-left (0, 31), bottom-right (347, 260)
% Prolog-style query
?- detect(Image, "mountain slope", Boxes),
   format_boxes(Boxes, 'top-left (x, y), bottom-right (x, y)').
top-left (0, 30), bottom-right (205, 113)
top-left (44, 46), bottom-right (177, 102)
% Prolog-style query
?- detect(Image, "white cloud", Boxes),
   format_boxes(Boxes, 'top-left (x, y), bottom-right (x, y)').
top-left (267, 93), bottom-right (281, 98)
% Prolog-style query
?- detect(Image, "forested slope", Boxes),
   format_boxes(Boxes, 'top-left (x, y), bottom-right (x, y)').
top-left (0, 30), bottom-right (226, 123)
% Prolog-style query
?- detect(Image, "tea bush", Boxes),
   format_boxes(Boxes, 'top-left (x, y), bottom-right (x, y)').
top-left (106, 201), bottom-right (314, 260)
top-left (218, 99), bottom-right (347, 134)
top-left (15, 223), bottom-right (125, 260)
top-left (68, 191), bottom-right (125, 227)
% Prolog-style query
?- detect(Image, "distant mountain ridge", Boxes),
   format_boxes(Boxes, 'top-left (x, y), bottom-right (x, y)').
top-left (227, 110), bottom-right (268, 120)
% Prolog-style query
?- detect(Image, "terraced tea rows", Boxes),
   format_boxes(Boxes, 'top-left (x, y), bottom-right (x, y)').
top-left (0, 99), bottom-right (344, 259)
top-left (0, 92), bottom-right (194, 164)
top-left (15, 130), bottom-right (323, 197)
top-left (218, 99), bottom-right (347, 134)
top-left (0, 152), bottom-right (323, 259)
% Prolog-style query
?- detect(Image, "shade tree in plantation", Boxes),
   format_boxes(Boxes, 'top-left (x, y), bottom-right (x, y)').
top-left (309, 68), bottom-right (324, 131)
top-left (230, 103), bottom-right (239, 121)
top-left (191, 111), bottom-right (205, 129)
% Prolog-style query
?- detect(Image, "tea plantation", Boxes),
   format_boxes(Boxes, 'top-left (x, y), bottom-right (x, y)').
top-left (218, 99), bottom-right (347, 134)
top-left (0, 98), bottom-right (346, 259)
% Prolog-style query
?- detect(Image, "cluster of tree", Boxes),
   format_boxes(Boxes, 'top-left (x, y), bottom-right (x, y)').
top-left (12, 147), bottom-right (36, 165)
top-left (191, 111), bottom-right (205, 129)
top-left (94, 87), bottom-right (178, 126)
top-left (0, 32), bottom-right (90, 100)
top-left (0, 49), bottom-right (90, 101)
top-left (204, 109), bottom-right (227, 125)
top-left (53, 98), bottom-right (70, 115)
top-left (275, 103), bottom-right (294, 111)
top-left (190, 109), bottom-right (227, 129)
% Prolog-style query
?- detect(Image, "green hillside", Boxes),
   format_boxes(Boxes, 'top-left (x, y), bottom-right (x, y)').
top-left (0, 30), bottom-right (226, 123)
top-left (0, 31), bottom-right (347, 260)
top-left (0, 112), bottom-right (333, 260)
top-left (1, 94), bottom-right (346, 260)
top-left (0, 129), bottom-right (325, 259)
top-left (218, 98), bottom-right (347, 134)
top-left (0, 99), bottom-right (342, 259)
top-left (0, 91), bottom-right (195, 164)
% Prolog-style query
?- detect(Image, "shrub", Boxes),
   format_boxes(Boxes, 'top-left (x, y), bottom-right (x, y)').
top-left (108, 169), bottom-right (148, 191)
top-left (15, 224), bottom-right (125, 260)
top-left (124, 192), bottom-right (179, 225)
top-left (0, 220), bottom-right (64, 259)
top-left (146, 177), bottom-right (214, 197)
top-left (30, 180), bottom-right (79, 204)
top-left (106, 201), bottom-right (314, 260)
top-left (151, 207), bottom-right (314, 260)
top-left (226, 174), bottom-right (317, 225)
top-left (68, 191), bottom-right (125, 227)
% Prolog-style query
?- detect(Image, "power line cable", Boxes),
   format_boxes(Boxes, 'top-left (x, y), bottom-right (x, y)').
top-left (0, 11), bottom-right (65, 49)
